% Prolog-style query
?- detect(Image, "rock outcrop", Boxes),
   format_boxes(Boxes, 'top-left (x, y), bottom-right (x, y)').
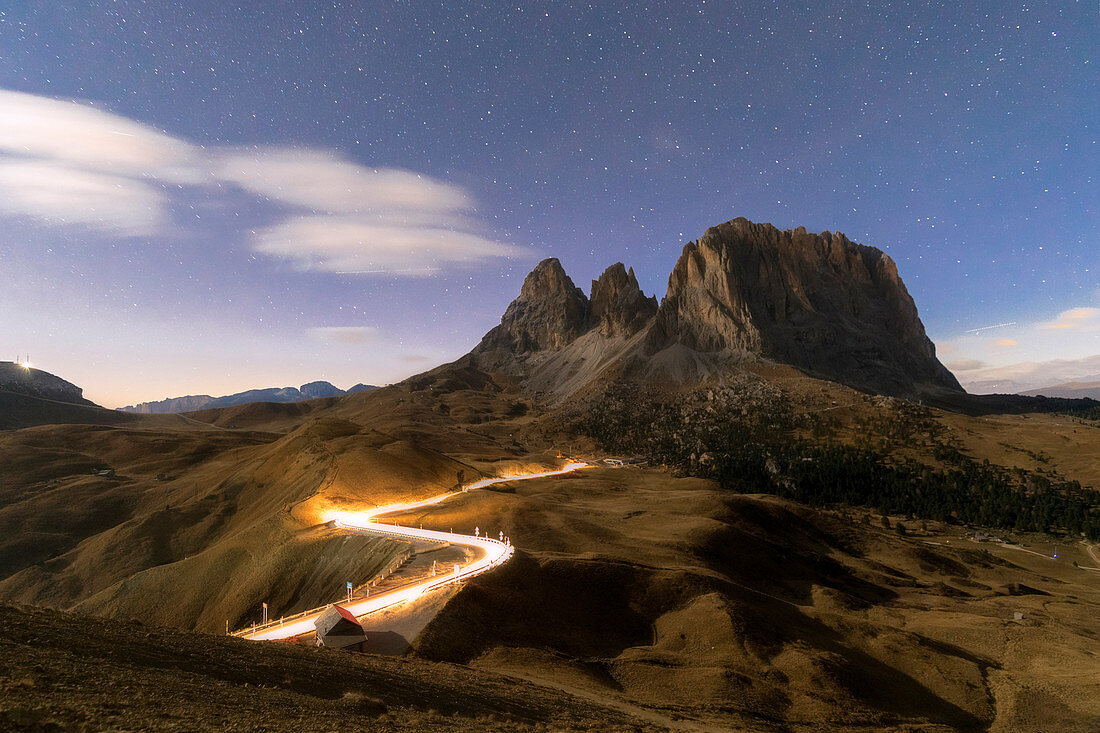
top-left (590, 264), bottom-right (658, 337)
top-left (645, 218), bottom-right (961, 396)
top-left (0, 362), bottom-right (94, 405)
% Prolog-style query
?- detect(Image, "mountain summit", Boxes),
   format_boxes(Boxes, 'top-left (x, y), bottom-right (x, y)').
top-left (470, 217), bottom-right (961, 399)
top-left (646, 218), bottom-right (960, 396)
top-left (476, 258), bottom-right (591, 354)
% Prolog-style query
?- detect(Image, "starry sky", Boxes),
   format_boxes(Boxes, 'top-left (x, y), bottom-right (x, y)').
top-left (0, 1), bottom-right (1096, 406)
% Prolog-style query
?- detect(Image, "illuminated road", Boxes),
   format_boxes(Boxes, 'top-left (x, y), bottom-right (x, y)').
top-left (237, 461), bottom-right (588, 641)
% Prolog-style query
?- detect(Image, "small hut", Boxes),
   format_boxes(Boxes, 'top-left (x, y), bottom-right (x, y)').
top-left (314, 604), bottom-right (366, 650)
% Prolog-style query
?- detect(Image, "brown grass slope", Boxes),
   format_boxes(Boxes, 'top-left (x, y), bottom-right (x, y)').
top-left (0, 397), bottom-right (529, 632)
top-left (409, 468), bottom-right (1100, 732)
top-left (0, 602), bottom-right (661, 732)
top-left (0, 389), bottom-right (135, 430)
top-left (3, 358), bottom-right (1100, 730)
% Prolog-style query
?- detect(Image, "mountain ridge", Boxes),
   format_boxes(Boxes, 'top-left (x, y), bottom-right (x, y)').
top-left (119, 381), bottom-right (378, 414)
top-left (1020, 380), bottom-right (1100, 400)
top-left (468, 217), bottom-right (961, 400)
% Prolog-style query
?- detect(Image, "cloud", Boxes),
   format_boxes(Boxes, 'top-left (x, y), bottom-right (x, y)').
top-left (0, 90), bottom-right (524, 273)
top-left (953, 354), bottom-right (1100, 394)
top-left (216, 148), bottom-right (470, 213)
top-left (1041, 307), bottom-right (1100, 331)
top-left (254, 216), bottom-right (524, 275)
top-left (0, 159), bottom-right (167, 236)
top-left (308, 326), bottom-right (380, 344)
top-left (991, 338), bottom-right (1018, 348)
top-left (219, 147), bottom-right (525, 273)
top-left (0, 89), bottom-right (201, 183)
top-left (0, 90), bottom-right (201, 234)
top-left (945, 359), bottom-right (989, 372)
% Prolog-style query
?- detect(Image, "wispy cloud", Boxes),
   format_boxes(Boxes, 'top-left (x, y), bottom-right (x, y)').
top-left (952, 354), bottom-right (1100, 394)
top-left (216, 148), bottom-right (470, 213)
top-left (0, 159), bottom-right (167, 236)
top-left (223, 147), bottom-right (526, 274)
top-left (945, 358), bottom-right (988, 372)
top-left (0, 89), bottom-right (524, 273)
top-left (1041, 307), bottom-right (1100, 331)
top-left (0, 90), bottom-right (201, 182)
top-left (938, 304), bottom-right (1100, 393)
top-left (0, 90), bottom-right (196, 234)
top-left (253, 216), bottom-right (524, 275)
top-left (308, 326), bottom-right (380, 344)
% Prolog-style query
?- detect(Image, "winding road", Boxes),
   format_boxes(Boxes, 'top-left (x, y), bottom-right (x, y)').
top-left (235, 461), bottom-right (588, 641)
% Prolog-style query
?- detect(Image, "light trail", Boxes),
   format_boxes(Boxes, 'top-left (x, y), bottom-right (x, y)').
top-left (237, 461), bottom-right (589, 641)
top-left (963, 321), bottom-right (1016, 334)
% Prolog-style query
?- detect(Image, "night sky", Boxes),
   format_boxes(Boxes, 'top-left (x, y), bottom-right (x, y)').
top-left (1, 2), bottom-right (1096, 406)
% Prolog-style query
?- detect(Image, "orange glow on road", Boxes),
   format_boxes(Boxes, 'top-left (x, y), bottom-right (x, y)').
top-left (237, 460), bottom-right (589, 641)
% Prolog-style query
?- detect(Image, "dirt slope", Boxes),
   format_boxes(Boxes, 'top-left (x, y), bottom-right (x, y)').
top-left (0, 602), bottom-right (661, 732)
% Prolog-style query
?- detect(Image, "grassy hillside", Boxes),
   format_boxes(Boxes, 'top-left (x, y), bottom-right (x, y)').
top-left (408, 468), bottom-right (1100, 731)
top-left (0, 602), bottom-right (653, 732)
top-left (3, 362), bottom-right (1100, 729)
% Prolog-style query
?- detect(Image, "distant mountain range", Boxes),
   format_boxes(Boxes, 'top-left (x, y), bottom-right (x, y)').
top-left (118, 381), bottom-right (377, 414)
top-left (1020, 381), bottom-right (1100, 400)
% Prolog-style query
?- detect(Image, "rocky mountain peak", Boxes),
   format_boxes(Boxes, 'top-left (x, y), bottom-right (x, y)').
top-left (477, 258), bottom-right (591, 353)
top-left (518, 258), bottom-right (582, 301)
top-left (590, 263), bottom-right (659, 337)
top-left (468, 217), bottom-right (959, 399)
top-left (646, 217), bottom-right (961, 396)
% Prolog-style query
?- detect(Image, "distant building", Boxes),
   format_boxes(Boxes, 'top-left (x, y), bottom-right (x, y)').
top-left (314, 604), bottom-right (366, 650)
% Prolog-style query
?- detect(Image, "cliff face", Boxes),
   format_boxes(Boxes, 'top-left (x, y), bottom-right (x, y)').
top-left (645, 218), bottom-right (960, 396)
top-left (590, 264), bottom-right (658, 337)
top-left (470, 217), bottom-right (961, 399)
